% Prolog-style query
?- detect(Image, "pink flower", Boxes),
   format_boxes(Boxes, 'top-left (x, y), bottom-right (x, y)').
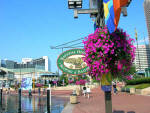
top-left (82, 26), bottom-right (136, 79)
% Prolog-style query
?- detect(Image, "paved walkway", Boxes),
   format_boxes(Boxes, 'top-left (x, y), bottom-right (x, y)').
top-left (72, 86), bottom-right (150, 113)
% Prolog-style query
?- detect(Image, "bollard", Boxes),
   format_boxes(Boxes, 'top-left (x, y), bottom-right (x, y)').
top-left (18, 88), bottom-right (21, 113)
top-left (0, 89), bottom-right (2, 107)
top-left (47, 89), bottom-right (50, 113)
top-left (105, 91), bottom-right (112, 113)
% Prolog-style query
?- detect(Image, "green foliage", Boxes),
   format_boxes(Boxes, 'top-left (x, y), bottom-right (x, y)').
top-left (59, 73), bottom-right (68, 85)
top-left (92, 78), bottom-right (100, 83)
top-left (135, 83), bottom-right (150, 89)
top-left (121, 87), bottom-right (130, 92)
top-left (126, 77), bottom-right (150, 85)
top-left (125, 83), bottom-right (150, 89)
top-left (128, 65), bottom-right (136, 74)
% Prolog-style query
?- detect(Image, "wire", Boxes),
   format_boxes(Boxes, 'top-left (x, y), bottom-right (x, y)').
top-left (50, 36), bottom-right (86, 49)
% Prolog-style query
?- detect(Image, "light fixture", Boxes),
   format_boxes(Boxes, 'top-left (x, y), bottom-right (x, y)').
top-left (68, 0), bottom-right (82, 9)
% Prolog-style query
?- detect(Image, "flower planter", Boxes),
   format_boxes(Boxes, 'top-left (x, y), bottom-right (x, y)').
top-left (70, 94), bottom-right (77, 104)
top-left (130, 88), bottom-right (135, 94)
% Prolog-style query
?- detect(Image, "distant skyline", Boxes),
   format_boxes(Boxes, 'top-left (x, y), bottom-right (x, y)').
top-left (0, 0), bottom-right (148, 73)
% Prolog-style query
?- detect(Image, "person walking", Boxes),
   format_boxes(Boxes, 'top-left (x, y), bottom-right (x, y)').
top-left (38, 87), bottom-right (41, 96)
top-left (82, 86), bottom-right (87, 96)
top-left (43, 88), bottom-right (45, 95)
top-left (86, 86), bottom-right (91, 99)
top-left (112, 81), bottom-right (117, 95)
top-left (28, 89), bottom-right (32, 97)
top-left (8, 87), bottom-right (10, 94)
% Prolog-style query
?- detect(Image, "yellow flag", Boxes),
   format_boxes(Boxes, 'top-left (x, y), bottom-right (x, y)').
top-left (135, 28), bottom-right (138, 41)
top-left (101, 72), bottom-right (112, 86)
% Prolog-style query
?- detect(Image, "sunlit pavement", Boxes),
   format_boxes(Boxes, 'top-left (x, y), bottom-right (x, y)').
top-left (73, 86), bottom-right (150, 113)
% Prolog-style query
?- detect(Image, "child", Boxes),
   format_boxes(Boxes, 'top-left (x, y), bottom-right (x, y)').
top-left (86, 86), bottom-right (91, 99)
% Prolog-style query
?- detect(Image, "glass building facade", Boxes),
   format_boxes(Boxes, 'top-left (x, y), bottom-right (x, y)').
top-left (0, 56), bottom-right (50, 72)
top-left (134, 45), bottom-right (150, 71)
top-left (144, 0), bottom-right (150, 42)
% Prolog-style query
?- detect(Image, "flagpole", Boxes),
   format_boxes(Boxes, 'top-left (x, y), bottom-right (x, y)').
top-left (135, 28), bottom-right (141, 71)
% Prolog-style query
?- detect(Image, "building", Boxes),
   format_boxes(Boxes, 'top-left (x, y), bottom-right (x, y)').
top-left (134, 45), bottom-right (150, 71)
top-left (0, 56), bottom-right (51, 72)
top-left (144, 0), bottom-right (150, 42)
top-left (22, 58), bottom-right (32, 64)
top-left (0, 59), bottom-right (17, 69)
top-left (0, 67), bottom-right (15, 87)
top-left (0, 56), bottom-right (52, 84)
top-left (31, 56), bottom-right (50, 72)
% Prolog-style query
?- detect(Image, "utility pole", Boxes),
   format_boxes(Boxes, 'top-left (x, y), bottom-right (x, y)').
top-left (67, 1), bottom-right (132, 113)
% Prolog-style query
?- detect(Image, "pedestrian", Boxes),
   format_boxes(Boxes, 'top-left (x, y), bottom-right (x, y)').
top-left (112, 81), bottom-right (117, 95)
top-left (38, 87), bottom-right (41, 96)
top-left (6, 89), bottom-right (8, 94)
top-left (82, 86), bottom-right (87, 96)
top-left (8, 87), bottom-right (10, 94)
top-left (86, 86), bottom-right (91, 99)
top-left (43, 88), bottom-right (45, 95)
top-left (29, 89), bottom-right (32, 97)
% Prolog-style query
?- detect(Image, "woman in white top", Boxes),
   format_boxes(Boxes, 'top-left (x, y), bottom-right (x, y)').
top-left (86, 86), bottom-right (91, 99)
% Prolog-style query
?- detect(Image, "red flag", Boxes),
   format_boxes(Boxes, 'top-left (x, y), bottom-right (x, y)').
top-left (113, 0), bottom-right (128, 30)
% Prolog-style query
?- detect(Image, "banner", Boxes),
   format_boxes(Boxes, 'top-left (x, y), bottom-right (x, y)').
top-left (103, 0), bottom-right (129, 33)
top-left (21, 78), bottom-right (32, 90)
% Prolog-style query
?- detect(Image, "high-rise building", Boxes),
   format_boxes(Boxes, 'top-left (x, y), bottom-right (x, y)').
top-left (144, 0), bottom-right (150, 42)
top-left (0, 56), bottom-right (51, 71)
top-left (134, 45), bottom-right (150, 71)
top-left (31, 56), bottom-right (50, 71)
top-left (22, 58), bottom-right (32, 64)
top-left (0, 59), bottom-right (17, 69)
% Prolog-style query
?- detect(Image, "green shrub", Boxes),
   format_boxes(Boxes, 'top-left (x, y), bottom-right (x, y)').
top-left (135, 84), bottom-right (150, 89)
top-left (126, 77), bottom-right (150, 85)
top-left (121, 87), bottom-right (130, 92)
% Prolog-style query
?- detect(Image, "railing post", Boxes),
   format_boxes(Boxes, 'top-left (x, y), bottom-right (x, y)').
top-left (47, 89), bottom-right (50, 113)
top-left (18, 88), bottom-right (21, 113)
top-left (0, 89), bottom-right (2, 106)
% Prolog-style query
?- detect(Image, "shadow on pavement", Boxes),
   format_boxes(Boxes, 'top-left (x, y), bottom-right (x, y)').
top-left (113, 110), bottom-right (135, 113)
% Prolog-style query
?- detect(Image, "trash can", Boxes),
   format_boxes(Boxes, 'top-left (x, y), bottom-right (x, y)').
top-left (70, 94), bottom-right (77, 104)
top-left (130, 88), bottom-right (135, 94)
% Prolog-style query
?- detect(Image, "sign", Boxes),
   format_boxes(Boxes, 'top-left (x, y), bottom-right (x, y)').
top-left (101, 72), bottom-right (112, 92)
top-left (57, 49), bottom-right (88, 75)
top-left (21, 78), bottom-right (32, 90)
top-left (101, 85), bottom-right (112, 92)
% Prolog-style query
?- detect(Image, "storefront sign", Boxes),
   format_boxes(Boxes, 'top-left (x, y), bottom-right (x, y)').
top-left (57, 49), bottom-right (88, 75)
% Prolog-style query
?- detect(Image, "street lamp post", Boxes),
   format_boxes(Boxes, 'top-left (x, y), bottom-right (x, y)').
top-left (19, 64), bottom-right (22, 88)
top-left (33, 64), bottom-right (36, 93)
top-left (31, 61), bottom-right (36, 93)
top-left (67, 1), bottom-right (132, 113)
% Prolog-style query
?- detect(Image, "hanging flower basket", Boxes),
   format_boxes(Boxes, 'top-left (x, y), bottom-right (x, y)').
top-left (83, 26), bottom-right (136, 80)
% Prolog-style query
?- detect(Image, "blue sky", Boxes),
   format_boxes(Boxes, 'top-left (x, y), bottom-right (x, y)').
top-left (0, 0), bottom-right (148, 73)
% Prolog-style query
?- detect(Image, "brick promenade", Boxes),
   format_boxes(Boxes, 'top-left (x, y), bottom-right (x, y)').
top-left (73, 87), bottom-right (150, 113)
